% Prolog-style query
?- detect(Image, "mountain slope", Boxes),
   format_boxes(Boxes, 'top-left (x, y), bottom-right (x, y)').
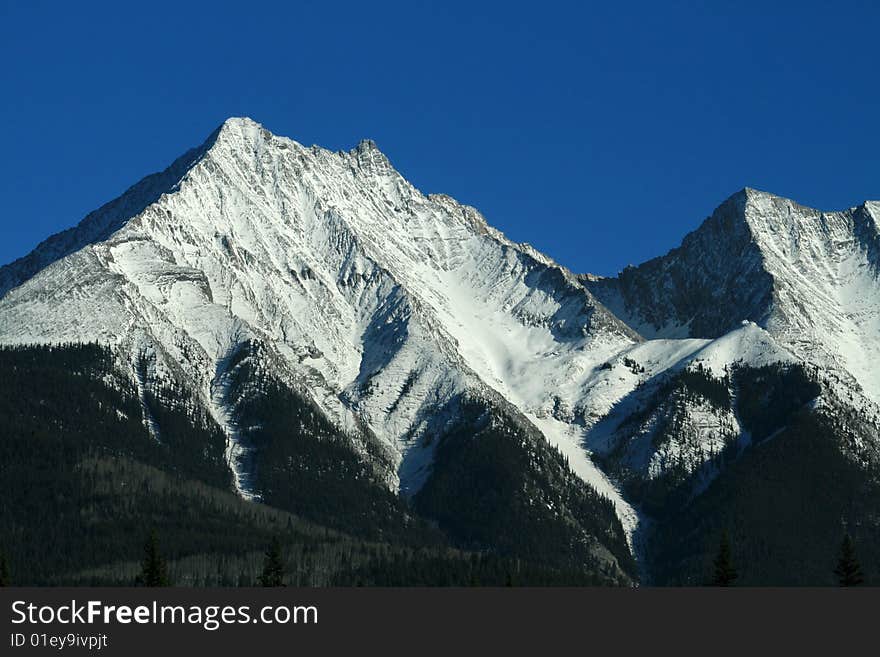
top-left (582, 187), bottom-right (880, 582)
top-left (0, 119), bottom-right (636, 474)
top-left (0, 343), bottom-right (622, 586)
top-left (3, 120), bottom-right (880, 585)
top-left (584, 187), bottom-right (880, 405)
top-left (0, 118), bottom-right (638, 582)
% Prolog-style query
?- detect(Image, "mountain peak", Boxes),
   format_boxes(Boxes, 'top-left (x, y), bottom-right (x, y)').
top-left (708, 187), bottom-right (832, 239)
top-left (215, 116), bottom-right (265, 137)
top-left (221, 115), bottom-right (261, 128)
top-left (355, 137), bottom-right (379, 151)
top-left (209, 116), bottom-right (273, 152)
top-left (722, 186), bottom-right (788, 212)
top-left (350, 137), bottom-right (393, 173)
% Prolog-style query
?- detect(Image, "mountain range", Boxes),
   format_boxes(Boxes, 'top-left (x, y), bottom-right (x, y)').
top-left (1, 117), bottom-right (878, 585)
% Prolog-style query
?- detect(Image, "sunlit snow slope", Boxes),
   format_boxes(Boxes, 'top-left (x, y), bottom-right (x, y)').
top-left (0, 118), bottom-right (646, 530)
top-left (586, 188), bottom-right (880, 407)
top-left (3, 120), bottom-right (875, 557)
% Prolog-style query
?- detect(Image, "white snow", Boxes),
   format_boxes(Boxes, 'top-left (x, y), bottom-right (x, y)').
top-left (2, 118), bottom-right (878, 570)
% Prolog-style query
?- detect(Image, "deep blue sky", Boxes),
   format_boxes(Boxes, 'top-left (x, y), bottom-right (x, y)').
top-left (2, 1), bottom-right (879, 276)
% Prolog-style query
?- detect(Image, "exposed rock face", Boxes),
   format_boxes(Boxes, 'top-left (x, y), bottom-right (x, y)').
top-left (4, 120), bottom-right (880, 583)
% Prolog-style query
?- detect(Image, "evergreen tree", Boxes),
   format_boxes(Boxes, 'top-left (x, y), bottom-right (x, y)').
top-left (834, 534), bottom-right (864, 586)
top-left (711, 531), bottom-right (737, 586)
top-left (258, 537), bottom-right (285, 587)
top-left (0, 549), bottom-right (10, 586)
top-left (136, 530), bottom-right (170, 587)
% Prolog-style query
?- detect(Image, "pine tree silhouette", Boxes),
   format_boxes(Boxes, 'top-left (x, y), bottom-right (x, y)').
top-left (834, 534), bottom-right (864, 586)
top-left (711, 531), bottom-right (738, 586)
top-left (0, 549), bottom-right (10, 586)
top-left (136, 530), bottom-right (170, 587)
top-left (259, 537), bottom-right (285, 587)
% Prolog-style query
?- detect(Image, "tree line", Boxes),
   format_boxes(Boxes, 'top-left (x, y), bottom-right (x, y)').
top-left (708, 531), bottom-right (864, 587)
top-left (4, 529), bottom-right (864, 588)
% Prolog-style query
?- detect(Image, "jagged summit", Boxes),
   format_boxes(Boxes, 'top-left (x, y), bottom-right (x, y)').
top-left (0, 118), bottom-right (259, 298)
top-left (585, 185), bottom-right (880, 404)
top-left (0, 119), bottom-right (641, 528)
top-left (213, 116), bottom-right (276, 142)
top-left (0, 118), bottom-right (403, 298)
top-left (4, 120), bottom-right (880, 584)
top-left (355, 137), bottom-right (380, 151)
top-left (727, 185), bottom-right (878, 230)
top-left (219, 115), bottom-right (261, 129)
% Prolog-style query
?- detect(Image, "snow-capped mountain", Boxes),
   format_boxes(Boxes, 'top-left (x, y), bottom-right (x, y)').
top-left (3, 118), bottom-right (880, 584)
top-left (582, 189), bottom-right (880, 527)
top-left (0, 118), bottom-right (637, 496)
top-left (585, 188), bottom-right (880, 406)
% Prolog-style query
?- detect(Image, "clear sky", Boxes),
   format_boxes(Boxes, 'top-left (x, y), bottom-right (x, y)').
top-left (2, 0), bottom-right (878, 276)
